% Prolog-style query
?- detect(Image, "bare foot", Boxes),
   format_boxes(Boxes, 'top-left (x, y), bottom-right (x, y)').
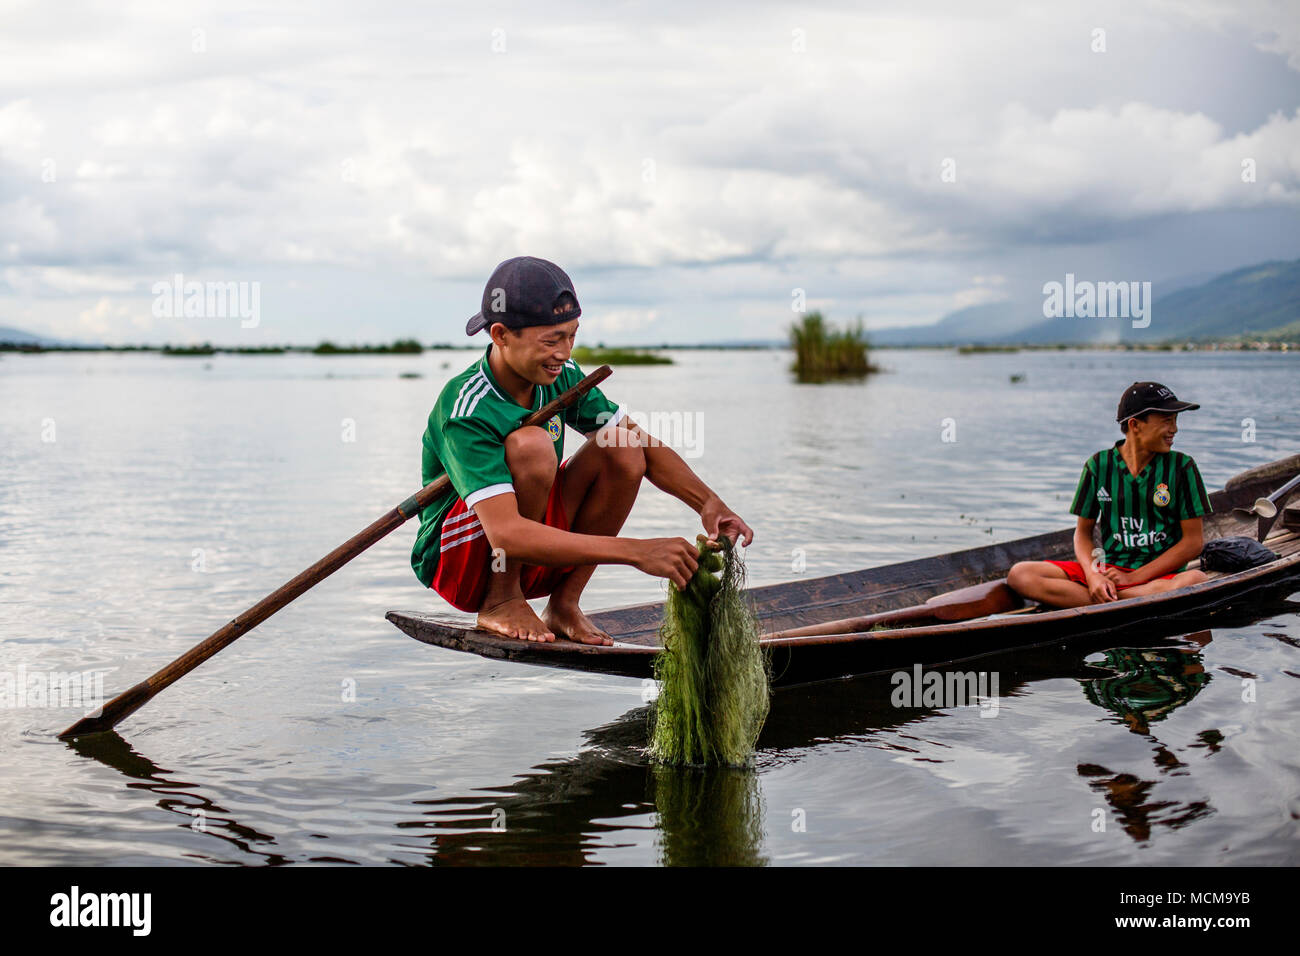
top-left (541, 602), bottom-right (613, 646)
top-left (477, 597), bottom-right (555, 643)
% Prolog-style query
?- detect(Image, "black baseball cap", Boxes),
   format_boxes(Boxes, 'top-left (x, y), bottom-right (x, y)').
top-left (1116, 381), bottom-right (1200, 423)
top-left (465, 256), bottom-right (582, 335)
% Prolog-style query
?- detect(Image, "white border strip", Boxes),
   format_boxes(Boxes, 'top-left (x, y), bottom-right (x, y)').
top-left (463, 483), bottom-right (515, 509)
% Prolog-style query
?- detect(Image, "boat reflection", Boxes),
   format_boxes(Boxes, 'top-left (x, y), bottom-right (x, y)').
top-left (404, 713), bottom-right (768, 866)
top-left (63, 604), bottom-right (1297, 864)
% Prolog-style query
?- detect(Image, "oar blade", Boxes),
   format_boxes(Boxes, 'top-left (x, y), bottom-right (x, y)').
top-left (58, 681), bottom-right (153, 740)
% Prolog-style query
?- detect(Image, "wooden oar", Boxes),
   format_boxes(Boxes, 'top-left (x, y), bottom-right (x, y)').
top-left (765, 579), bottom-right (1021, 641)
top-left (59, 365), bottom-right (613, 740)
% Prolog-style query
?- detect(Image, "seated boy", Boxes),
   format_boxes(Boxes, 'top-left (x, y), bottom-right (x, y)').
top-left (1007, 382), bottom-right (1212, 608)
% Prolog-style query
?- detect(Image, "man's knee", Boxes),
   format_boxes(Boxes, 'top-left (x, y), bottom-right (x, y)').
top-left (505, 426), bottom-right (558, 487)
top-left (1007, 561), bottom-right (1037, 591)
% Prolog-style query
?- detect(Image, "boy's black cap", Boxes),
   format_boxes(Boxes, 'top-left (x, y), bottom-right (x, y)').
top-left (1117, 381), bottom-right (1200, 423)
top-left (465, 256), bottom-right (581, 335)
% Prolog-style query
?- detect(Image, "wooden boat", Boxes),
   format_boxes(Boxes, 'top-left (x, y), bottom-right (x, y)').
top-left (387, 454), bottom-right (1300, 686)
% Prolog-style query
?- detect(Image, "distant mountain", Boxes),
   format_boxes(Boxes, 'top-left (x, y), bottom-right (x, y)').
top-left (0, 325), bottom-right (54, 346)
top-left (1008, 259), bottom-right (1300, 345)
top-left (1157, 270), bottom-right (1219, 296)
top-left (867, 300), bottom-right (1041, 346)
top-left (867, 259), bottom-right (1300, 346)
top-left (1124, 260), bottom-right (1300, 342)
top-left (0, 325), bottom-right (100, 348)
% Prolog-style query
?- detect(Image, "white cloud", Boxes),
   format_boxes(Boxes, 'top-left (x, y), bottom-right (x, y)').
top-left (579, 308), bottom-right (659, 336)
top-left (1, 0), bottom-right (1297, 342)
top-left (2, 265), bottom-right (138, 296)
top-left (1151, 0), bottom-right (1300, 70)
top-left (75, 296), bottom-right (144, 337)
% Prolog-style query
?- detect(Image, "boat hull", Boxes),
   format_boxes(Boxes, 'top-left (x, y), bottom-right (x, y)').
top-left (386, 453), bottom-right (1300, 685)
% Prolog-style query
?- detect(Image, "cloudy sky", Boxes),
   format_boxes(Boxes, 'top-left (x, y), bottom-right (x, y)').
top-left (2, 0), bottom-right (1298, 345)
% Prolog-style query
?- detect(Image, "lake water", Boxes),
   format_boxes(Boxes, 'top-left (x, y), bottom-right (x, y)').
top-left (1, 347), bottom-right (1298, 865)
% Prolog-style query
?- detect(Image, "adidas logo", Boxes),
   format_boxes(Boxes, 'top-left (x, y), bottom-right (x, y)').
top-left (1097, 488), bottom-right (1112, 501)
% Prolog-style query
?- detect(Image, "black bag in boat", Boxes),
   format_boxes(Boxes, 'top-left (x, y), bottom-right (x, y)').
top-left (1199, 536), bottom-right (1279, 573)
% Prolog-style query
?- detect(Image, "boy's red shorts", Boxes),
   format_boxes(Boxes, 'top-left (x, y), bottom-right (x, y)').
top-left (1045, 560), bottom-right (1177, 589)
top-left (430, 461), bottom-right (576, 612)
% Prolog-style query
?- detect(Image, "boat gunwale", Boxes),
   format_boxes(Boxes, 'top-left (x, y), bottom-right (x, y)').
top-left (387, 531), bottom-right (1300, 656)
top-left (762, 538), bottom-right (1300, 647)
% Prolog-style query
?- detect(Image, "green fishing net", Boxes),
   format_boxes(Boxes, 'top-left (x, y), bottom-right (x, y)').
top-left (649, 537), bottom-right (771, 767)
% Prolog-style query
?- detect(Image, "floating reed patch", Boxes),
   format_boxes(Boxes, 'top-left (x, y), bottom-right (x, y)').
top-left (649, 537), bottom-right (771, 767)
top-left (789, 311), bottom-right (878, 383)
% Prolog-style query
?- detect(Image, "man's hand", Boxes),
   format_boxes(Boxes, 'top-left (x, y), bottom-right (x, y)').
top-left (1102, 566), bottom-right (1141, 588)
top-left (630, 537), bottom-right (701, 590)
top-left (1085, 569), bottom-right (1118, 603)
top-left (700, 495), bottom-right (754, 547)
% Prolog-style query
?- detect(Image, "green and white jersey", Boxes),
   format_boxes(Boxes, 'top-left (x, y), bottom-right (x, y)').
top-left (1068, 440), bottom-right (1212, 570)
top-left (410, 346), bottom-right (624, 586)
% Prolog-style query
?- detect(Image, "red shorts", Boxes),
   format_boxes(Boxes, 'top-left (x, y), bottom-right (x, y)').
top-left (1045, 560), bottom-right (1177, 589)
top-left (429, 461), bottom-right (576, 612)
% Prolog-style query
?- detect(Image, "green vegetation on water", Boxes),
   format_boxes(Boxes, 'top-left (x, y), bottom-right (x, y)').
top-left (313, 338), bottom-right (423, 355)
top-left (789, 311), bottom-right (879, 383)
top-left (957, 344), bottom-right (1019, 354)
top-left (571, 346), bottom-right (673, 365)
top-left (650, 538), bottom-right (771, 767)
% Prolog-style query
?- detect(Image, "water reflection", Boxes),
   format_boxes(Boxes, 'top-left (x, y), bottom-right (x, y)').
top-left (651, 765), bottom-right (766, 866)
top-left (65, 731), bottom-right (293, 865)
top-left (62, 669), bottom-right (998, 866)
top-left (1076, 762), bottom-right (1214, 843)
top-left (61, 610), bottom-right (1298, 865)
top-left (407, 715), bottom-right (769, 866)
top-left (1078, 631), bottom-right (1212, 734)
top-left (1074, 631), bottom-right (1218, 844)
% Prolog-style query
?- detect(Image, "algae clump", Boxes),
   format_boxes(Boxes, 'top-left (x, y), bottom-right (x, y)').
top-left (649, 536), bottom-right (771, 767)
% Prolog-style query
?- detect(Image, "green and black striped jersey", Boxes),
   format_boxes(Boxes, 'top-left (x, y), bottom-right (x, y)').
top-left (410, 346), bottom-right (623, 587)
top-left (1069, 440), bottom-right (1212, 570)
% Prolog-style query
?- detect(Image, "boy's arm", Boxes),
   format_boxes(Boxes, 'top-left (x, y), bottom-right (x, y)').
top-left (471, 493), bottom-right (700, 589)
top-left (1110, 517), bottom-right (1204, 585)
top-left (622, 421), bottom-right (755, 546)
top-left (1074, 516), bottom-right (1117, 602)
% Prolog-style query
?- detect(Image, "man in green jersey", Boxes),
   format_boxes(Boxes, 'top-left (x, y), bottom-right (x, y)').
top-left (1008, 382), bottom-right (1212, 607)
top-left (411, 256), bottom-right (753, 646)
